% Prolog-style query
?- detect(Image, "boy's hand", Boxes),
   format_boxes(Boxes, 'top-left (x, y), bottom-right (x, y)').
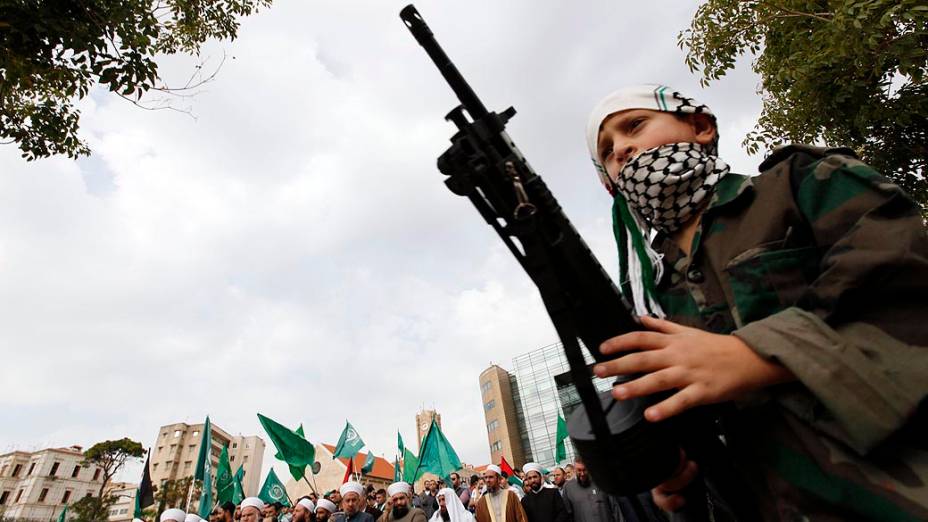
top-left (593, 316), bottom-right (794, 422)
top-left (651, 451), bottom-right (698, 512)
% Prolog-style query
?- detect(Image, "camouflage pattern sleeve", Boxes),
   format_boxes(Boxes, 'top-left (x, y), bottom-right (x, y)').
top-left (732, 153), bottom-right (928, 454)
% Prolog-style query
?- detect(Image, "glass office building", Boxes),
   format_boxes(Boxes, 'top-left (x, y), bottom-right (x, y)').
top-left (508, 342), bottom-right (613, 468)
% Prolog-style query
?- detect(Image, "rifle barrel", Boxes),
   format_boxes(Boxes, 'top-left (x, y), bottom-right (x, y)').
top-left (400, 5), bottom-right (489, 120)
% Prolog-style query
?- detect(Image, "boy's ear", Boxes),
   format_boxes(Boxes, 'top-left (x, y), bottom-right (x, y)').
top-left (690, 113), bottom-right (717, 146)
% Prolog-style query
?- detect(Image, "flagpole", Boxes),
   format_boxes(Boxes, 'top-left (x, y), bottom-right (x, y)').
top-left (302, 476), bottom-right (317, 495)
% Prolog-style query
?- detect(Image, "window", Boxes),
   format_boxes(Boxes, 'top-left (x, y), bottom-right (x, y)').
top-left (173, 430), bottom-right (182, 438)
top-left (192, 431), bottom-right (199, 438)
top-left (245, 443), bottom-right (250, 449)
top-left (183, 461), bottom-right (192, 471)
top-left (119, 508), bottom-right (128, 514)
top-left (85, 491), bottom-right (93, 498)
top-left (93, 468), bottom-right (101, 481)
top-left (170, 444), bottom-right (177, 452)
top-left (1, 465), bottom-right (7, 477)
top-left (243, 456), bottom-right (248, 463)
top-left (110, 509), bottom-right (118, 516)
top-left (490, 441), bottom-right (502, 452)
top-left (484, 400), bottom-right (496, 411)
top-left (15, 489), bottom-right (24, 503)
top-left (50, 462), bottom-right (60, 476)
top-left (38, 488), bottom-right (49, 502)
top-left (158, 446), bottom-right (163, 454)
top-left (62, 491), bottom-right (72, 504)
top-left (27, 462), bottom-right (36, 475)
top-left (481, 381), bottom-right (492, 395)
top-left (487, 420), bottom-right (499, 433)
top-left (0, 491), bottom-right (10, 505)
top-left (12, 464), bottom-right (21, 477)
top-left (232, 443), bottom-right (238, 449)
top-left (230, 456), bottom-right (235, 462)
top-left (152, 463), bottom-right (158, 472)
top-left (71, 465), bottom-right (81, 478)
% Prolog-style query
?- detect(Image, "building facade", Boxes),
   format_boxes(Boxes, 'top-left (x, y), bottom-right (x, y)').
top-left (0, 445), bottom-right (103, 522)
top-left (149, 422), bottom-right (265, 499)
top-left (106, 482), bottom-right (137, 522)
top-left (478, 365), bottom-right (529, 467)
top-left (480, 342), bottom-right (613, 469)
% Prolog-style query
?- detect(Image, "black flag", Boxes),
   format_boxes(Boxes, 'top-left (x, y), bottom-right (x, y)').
top-left (138, 449), bottom-right (154, 509)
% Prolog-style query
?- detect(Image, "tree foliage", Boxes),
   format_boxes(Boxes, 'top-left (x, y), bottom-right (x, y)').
top-left (71, 493), bottom-right (117, 522)
top-left (82, 438), bottom-right (146, 498)
top-left (154, 477), bottom-right (198, 513)
top-left (680, 1), bottom-right (928, 208)
top-left (0, 0), bottom-right (271, 160)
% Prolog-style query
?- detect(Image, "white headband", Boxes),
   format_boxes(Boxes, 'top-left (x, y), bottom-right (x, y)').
top-left (339, 481), bottom-right (364, 498)
top-left (240, 497), bottom-right (265, 513)
top-left (297, 498), bottom-right (315, 512)
top-left (160, 509), bottom-right (186, 522)
top-left (387, 482), bottom-right (411, 498)
top-left (485, 465), bottom-right (501, 476)
top-left (523, 462), bottom-right (544, 477)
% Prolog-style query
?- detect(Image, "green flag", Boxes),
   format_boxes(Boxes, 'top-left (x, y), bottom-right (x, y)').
top-left (413, 420), bottom-right (462, 483)
top-left (133, 488), bottom-right (142, 519)
top-left (257, 413), bottom-right (316, 480)
top-left (232, 465), bottom-right (245, 504)
top-left (402, 448), bottom-right (419, 484)
top-left (216, 445), bottom-right (234, 504)
top-left (194, 417), bottom-right (213, 518)
top-left (57, 504), bottom-right (68, 522)
top-left (397, 431), bottom-right (405, 456)
top-left (361, 451), bottom-right (375, 474)
top-left (393, 456), bottom-right (401, 482)
top-left (332, 421), bottom-right (364, 460)
top-left (258, 468), bottom-right (291, 507)
top-left (555, 414), bottom-right (569, 463)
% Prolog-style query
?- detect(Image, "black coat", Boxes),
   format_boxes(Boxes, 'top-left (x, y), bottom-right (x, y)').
top-left (521, 487), bottom-right (570, 522)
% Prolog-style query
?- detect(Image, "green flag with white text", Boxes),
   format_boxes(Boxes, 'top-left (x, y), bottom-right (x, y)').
top-left (555, 414), bottom-right (569, 463)
top-left (232, 465), bottom-right (245, 504)
top-left (216, 445), bottom-right (234, 504)
top-left (332, 421), bottom-right (364, 460)
top-left (393, 455), bottom-right (401, 482)
top-left (397, 431), bottom-right (405, 456)
top-left (258, 468), bottom-right (290, 506)
top-left (195, 417), bottom-right (213, 518)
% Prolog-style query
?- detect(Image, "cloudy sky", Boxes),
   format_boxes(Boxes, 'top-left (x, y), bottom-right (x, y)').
top-left (0, 0), bottom-right (763, 483)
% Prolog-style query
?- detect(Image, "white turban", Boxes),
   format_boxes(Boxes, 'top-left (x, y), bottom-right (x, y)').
top-left (339, 481), bottom-right (364, 499)
top-left (240, 497), bottom-right (265, 514)
top-left (297, 498), bottom-right (315, 512)
top-left (430, 488), bottom-right (474, 522)
top-left (523, 462), bottom-right (544, 478)
top-left (133, 519), bottom-right (145, 522)
top-left (160, 509), bottom-right (186, 522)
top-left (387, 482), bottom-right (411, 498)
top-left (184, 515), bottom-right (202, 522)
top-left (484, 465), bottom-right (501, 476)
top-left (316, 499), bottom-right (337, 513)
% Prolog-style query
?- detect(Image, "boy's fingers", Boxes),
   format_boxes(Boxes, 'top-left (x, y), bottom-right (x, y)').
top-left (600, 331), bottom-right (671, 354)
top-left (645, 386), bottom-right (703, 421)
top-left (656, 460), bottom-right (699, 493)
top-left (593, 351), bottom-right (670, 379)
top-left (610, 367), bottom-right (682, 399)
top-left (640, 315), bottom-right (691, 334)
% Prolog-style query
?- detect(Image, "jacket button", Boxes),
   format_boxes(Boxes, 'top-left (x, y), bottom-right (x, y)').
top-left (686, 267), bottom-right (705, 284)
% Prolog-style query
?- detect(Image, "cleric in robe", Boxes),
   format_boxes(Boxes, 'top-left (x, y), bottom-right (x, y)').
top-left (474, 466), bottom-right (527, 522)
top-left (519, 463), bottom-right (568, 522)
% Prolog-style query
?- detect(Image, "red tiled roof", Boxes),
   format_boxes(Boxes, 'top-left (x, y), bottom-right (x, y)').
top-left (321, 444), bottom-right (395, 480)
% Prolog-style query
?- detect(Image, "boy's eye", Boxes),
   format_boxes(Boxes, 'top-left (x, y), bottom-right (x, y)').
top-left (628, 117), bottom-right (644, 131)
top-left (600, 146), bottom-right (613, 162)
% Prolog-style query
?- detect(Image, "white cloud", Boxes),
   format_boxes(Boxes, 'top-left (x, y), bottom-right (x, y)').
top-left (0, 0), bottom-right (763, 482)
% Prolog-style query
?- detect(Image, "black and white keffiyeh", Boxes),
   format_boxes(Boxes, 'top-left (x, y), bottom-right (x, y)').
top-left (617, 142), bottom-right (729, 234)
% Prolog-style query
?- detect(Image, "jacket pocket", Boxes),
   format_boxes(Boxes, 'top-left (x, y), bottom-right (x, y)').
top-left (725, 244), bottom-right (821, 326)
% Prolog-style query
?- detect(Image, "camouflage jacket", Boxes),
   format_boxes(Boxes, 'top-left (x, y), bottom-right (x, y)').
top-left (651, 145), bottom-right (928, 521)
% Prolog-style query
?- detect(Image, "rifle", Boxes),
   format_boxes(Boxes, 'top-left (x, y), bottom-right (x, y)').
top-left (399, 5), bottom-right (681, 496)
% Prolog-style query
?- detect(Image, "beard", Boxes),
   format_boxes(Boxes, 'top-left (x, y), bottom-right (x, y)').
top-left (440, 509), bottom-right (450, 521)
top-left (315, 514), bottom-right (328, 522)
top-left (391, 505), bottom-right (409, 519)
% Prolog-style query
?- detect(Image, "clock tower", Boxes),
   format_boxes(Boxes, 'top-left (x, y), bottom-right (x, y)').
top-left (415, 409), bottom-right (442, 451)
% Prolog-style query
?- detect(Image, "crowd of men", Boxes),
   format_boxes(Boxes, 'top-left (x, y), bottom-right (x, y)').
top-left (152, 456), bottom-right (664, 522)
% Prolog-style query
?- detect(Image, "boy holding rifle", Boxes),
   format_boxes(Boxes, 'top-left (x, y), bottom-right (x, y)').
top-left (586, 85), bottom-right (928, 520)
